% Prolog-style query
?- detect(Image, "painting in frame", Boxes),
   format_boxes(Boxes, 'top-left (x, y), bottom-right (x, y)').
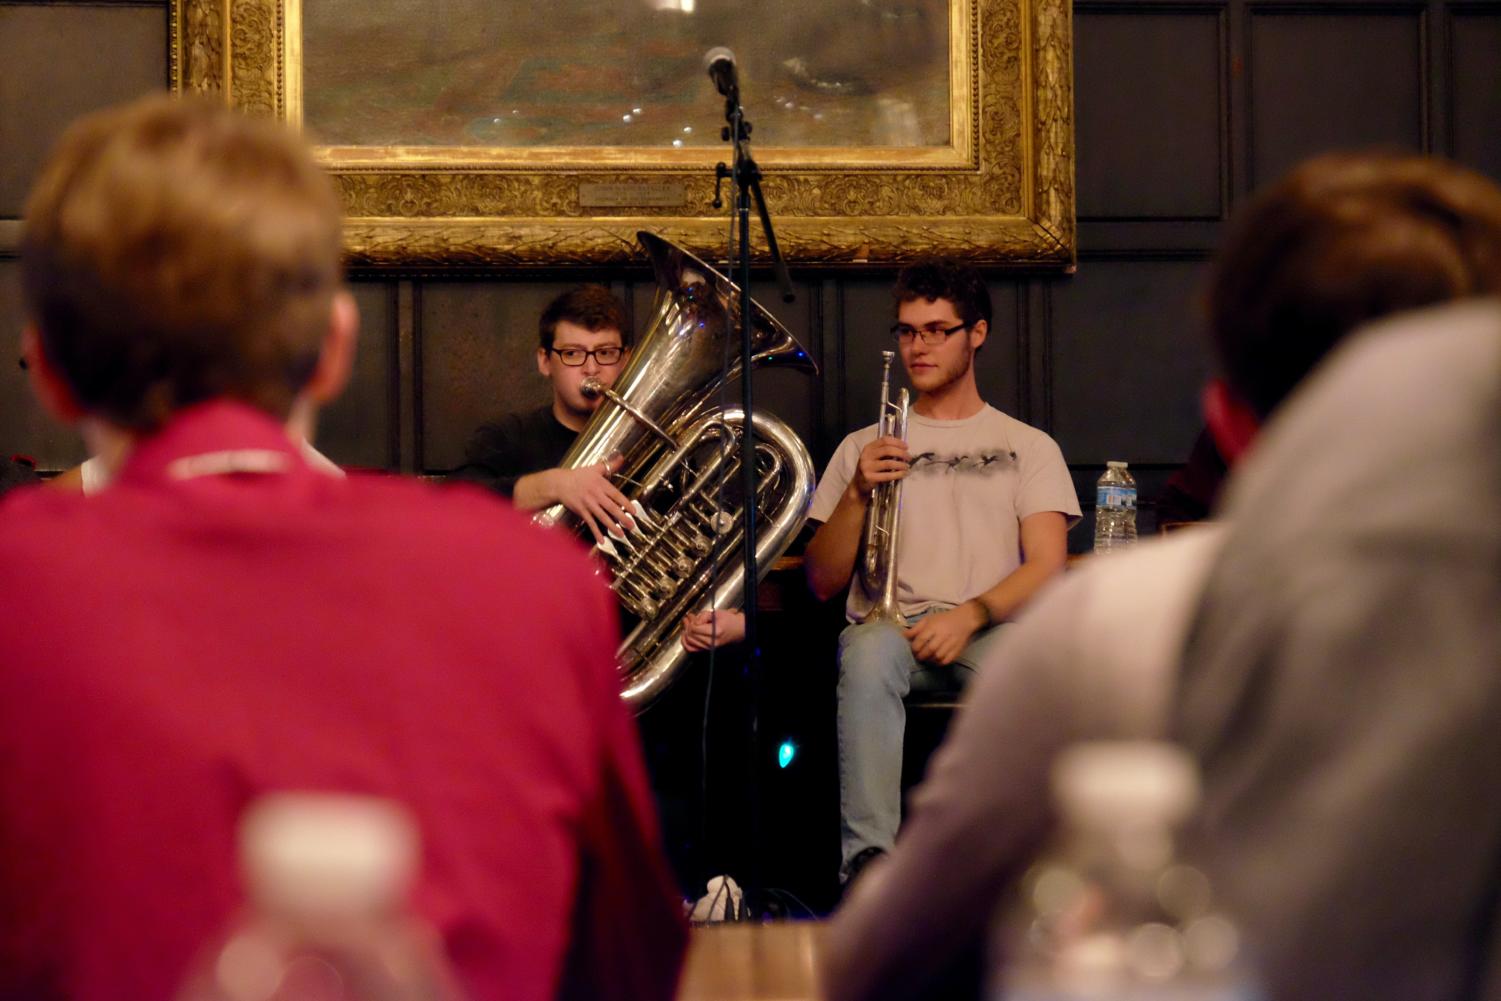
top-left (171, 0), bottom-right (1074, 268)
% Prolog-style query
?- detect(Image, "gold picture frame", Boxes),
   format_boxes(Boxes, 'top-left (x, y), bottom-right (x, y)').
top-left (172, 0), bottom-right (1074, 268)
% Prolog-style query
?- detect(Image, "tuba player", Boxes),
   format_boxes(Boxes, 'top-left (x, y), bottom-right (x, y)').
top-left (803, 259), bottom-right (1080, 887)
top-left (454, 285), bottom-right (744, 651)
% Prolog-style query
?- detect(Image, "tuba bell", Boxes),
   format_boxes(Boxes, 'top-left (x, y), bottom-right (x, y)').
top-left (535, 232), bottom-right (818, 709)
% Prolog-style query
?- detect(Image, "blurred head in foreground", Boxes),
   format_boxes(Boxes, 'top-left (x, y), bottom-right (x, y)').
top-left (19, 93), bottom-right (355, 440)
top-left (1201, 150), bottom-right (1501, 461)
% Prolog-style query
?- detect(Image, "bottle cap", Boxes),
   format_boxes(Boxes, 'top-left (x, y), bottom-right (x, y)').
top-left (1106, 460), bottom-right (1129, 470)
top-left (1052, 741), bottom-right (1199, 831)
top-left (239, 792), bottom-right (419, 918)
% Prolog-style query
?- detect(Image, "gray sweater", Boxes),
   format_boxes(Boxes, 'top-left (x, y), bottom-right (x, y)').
top-left (1176, 301), bottom-right (1501, 1001)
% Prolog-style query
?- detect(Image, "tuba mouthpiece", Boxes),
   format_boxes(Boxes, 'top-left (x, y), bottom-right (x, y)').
top-left (579, 377), bottom-right (605, 400)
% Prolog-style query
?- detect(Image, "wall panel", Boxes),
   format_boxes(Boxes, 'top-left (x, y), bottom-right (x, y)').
top-left (1449, 10), bottom-right (1501, 180)
top-left (0, 3), bottom-right (167, 217)
top-left (1076, 6), bottom-right (1227, 220)
top-left (0, 259), bottom-right (88, 467)
top-left (319, 280), bottom-right (398, 470)
top-left (1248, 9), bottom-right (1425, 187)
top-left (1046, 257), bottom-right (1211, 465)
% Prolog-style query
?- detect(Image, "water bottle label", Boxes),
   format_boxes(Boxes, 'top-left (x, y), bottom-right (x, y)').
top-left (1097, 485), bottom-right (1136, 511)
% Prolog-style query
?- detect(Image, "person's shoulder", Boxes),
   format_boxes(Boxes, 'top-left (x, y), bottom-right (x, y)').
top-left (0, 486), bottom-right (94, 576)
top-left (517, 404), bottom-right (564, 432)
top-left (1017, 527), bottom-right (1231, 728)
top-left (1220, 301), bottom-right (1500, 549)
top-left (341, 472), bottom-right (595, 576)
top-left (836, 422), bottom-right (881, 452)
top-left (1073, 525), bottom-right (1229, 593)
top-left (1020, 529), bottom-right (1225, 621)
top-left (0, 481), bottom-right (79, 532)
top-left (465, 405), bottom-right (554, 447)
top-left (984, 405), bottom-right (1057, 445)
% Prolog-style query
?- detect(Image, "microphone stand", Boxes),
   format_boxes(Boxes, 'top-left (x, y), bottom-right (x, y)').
top-left (712, 80), bottom-right (794, 919)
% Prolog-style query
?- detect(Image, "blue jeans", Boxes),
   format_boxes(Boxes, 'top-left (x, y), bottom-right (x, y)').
top-left (836, 613), bottom-right (1008, 880)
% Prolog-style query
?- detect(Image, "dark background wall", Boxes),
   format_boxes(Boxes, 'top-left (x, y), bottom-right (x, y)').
top-left (3, 1), bottom-right (1498, 546)
top-left (2, 0), bottom-right (1498, 907)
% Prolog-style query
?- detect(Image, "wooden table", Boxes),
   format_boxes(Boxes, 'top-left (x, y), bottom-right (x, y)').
top-left (677, 921), bottom-right (827, 1001)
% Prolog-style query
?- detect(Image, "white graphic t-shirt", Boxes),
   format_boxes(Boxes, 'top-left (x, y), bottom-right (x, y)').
top-left (809, 404), bottom-right (1081, 623)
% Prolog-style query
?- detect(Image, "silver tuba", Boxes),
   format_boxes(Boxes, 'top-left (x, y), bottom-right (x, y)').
top-left (535, 231), bottom-right (818, 710)
top-left (857, 350), bottom-right (910, 626)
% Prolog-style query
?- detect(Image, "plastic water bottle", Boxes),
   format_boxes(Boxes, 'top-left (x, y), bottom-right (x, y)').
top-left (1093, 461), bottom-right (1138, 552)
top-left (178, 793), bottom-right (466, 1001)
top-left (992, 742), bottom-right (1260, 1001)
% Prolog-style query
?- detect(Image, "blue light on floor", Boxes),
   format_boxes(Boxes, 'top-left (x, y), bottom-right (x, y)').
top-left (777, 740), bottom-right (797, 769)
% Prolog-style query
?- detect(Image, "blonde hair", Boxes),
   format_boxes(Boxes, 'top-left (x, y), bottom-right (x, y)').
top-left (21, 93), bottom-right (344, 431)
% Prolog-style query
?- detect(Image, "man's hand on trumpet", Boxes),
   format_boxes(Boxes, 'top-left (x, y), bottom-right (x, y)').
top-left (852, 435), bottom-right (910, 499)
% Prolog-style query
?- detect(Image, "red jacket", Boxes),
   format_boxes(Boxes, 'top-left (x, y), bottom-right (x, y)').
top-left (0, 401), bottom-right (686, 1001)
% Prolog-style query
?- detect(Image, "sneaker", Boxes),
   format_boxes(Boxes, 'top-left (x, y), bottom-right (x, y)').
top-left (689, 874), bottom-right (745, 922)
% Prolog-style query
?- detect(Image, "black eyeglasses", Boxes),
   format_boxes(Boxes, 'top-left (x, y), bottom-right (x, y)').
top-left (890, 321), bottom-right (968, 345)
top-left (550, 346), bottom-right (625, 367)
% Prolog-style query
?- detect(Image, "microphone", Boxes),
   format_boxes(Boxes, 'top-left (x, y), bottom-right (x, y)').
top-left (703, 47), bottom-right (738, 99)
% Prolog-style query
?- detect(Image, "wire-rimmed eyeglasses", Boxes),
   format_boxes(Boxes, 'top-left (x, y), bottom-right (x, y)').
top-left (550, 346), bottom-right (625, 367)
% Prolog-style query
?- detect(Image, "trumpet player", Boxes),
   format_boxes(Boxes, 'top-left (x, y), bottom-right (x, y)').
top-left (804, 259), bottom-right (1080, 887)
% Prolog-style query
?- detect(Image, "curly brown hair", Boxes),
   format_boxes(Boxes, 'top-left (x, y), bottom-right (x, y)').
top-left (891, 259), bottom-right (992, 330)
top-left (538, 285), bottom-right (631, 351)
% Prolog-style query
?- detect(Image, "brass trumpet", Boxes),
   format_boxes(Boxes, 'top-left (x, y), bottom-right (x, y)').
top-left (857, 350), bottom-right (910, 626)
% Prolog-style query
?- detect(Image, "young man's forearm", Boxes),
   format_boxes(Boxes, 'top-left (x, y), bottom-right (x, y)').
top-left (509, 469), bottom-right (557, 512)
top-left (804, 483), bottom-right (869, 602)
top-left (968, 512), bottom-right (1069, 626)
top-left (967, 560), bottom-right (1061, 627)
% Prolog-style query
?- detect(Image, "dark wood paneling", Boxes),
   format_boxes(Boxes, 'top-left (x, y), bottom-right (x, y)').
top-left (0, 260), bottom-right (88, 469)
top-left (832, 280), bottom-right (900, 446)
top-left (1449, 10), bottom-right (1501, 180)
top-left (1046, 257), bottom-right (1212, 465)
top-left (0, 3), bottom-right (167, 217)
top-left (416, 281), bottom-right (581, 473)
top-left (318, 281), bottom-right (398, 471)
top-left (1076, 6), bottom-right (1228, 220)
top-left (1248, 9), bottom-right (1426, 187)
top-left (1, 0), bottom-right (1496, 524)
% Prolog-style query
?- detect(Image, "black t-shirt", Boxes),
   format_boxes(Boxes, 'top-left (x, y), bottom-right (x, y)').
top-left (452, 404), bottom-right (578, 498)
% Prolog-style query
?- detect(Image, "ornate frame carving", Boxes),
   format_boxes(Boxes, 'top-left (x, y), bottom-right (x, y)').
top-left (172, 0), bottom-right (1074, 268)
